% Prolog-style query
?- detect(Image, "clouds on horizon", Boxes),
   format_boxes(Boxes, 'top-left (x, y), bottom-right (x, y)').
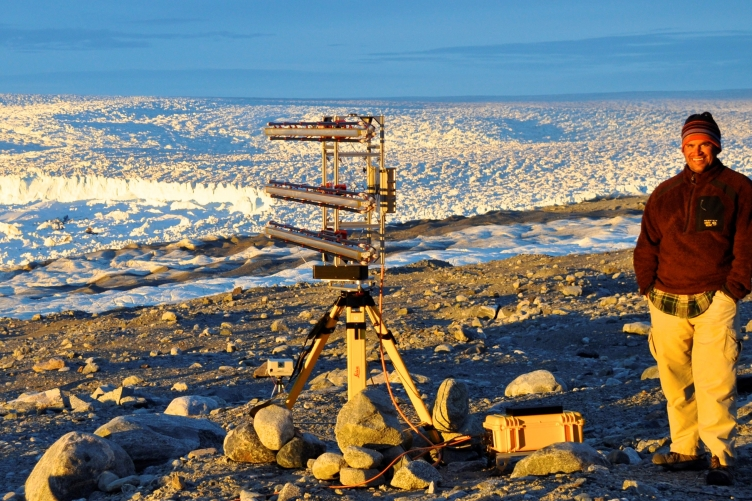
top-left (0, 26), bottom-right (265, 52)
top-left (369, 32), bottom-right (752, 69)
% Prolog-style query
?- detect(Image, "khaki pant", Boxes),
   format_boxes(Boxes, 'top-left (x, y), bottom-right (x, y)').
top-left (648, 291), bottom-right (741, 466)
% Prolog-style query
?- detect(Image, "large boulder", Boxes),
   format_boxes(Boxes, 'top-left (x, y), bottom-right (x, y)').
top-left (253, 405), bottom-right (295, 451)
top-left (335, 388), bottom-right (405, 450)
top-left (164, 395), bottom-right (220, 417)
top-left (224, 422), bottom-right (276, 464)
top-left (504, 370), bottom-right (566, 397)
top-left (25, 432), bottom-right (134, 501)
top-left (391, 460), bottom-right (442, 490)
top-left (94, 413), bottom-right (226, 468)
top-left (510, 442), bottom-right (610, 477)
top-left (432, 378), bottom-right (469, 432)
top-left (276, 433), bottom-right (326, 469)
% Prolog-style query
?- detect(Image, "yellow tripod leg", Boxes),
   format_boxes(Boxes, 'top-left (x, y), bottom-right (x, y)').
top-left (285, 302), bottom-right (345, 409)
top-left (346, 304), bottom-right (368, 399)
top-left (364, 305), bottom-right (435, 428)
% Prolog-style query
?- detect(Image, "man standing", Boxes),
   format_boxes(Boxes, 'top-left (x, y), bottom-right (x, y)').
top-left (634, 112), bottom-right (752, 486)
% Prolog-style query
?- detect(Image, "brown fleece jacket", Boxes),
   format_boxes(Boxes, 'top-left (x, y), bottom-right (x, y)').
top-left (634, 160), bottom-right (752, 299)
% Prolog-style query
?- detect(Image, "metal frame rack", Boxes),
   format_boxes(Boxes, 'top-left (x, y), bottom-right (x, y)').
top-left (263, 115), bottom-right (394, 274)
top-left (262, 115), bottom-right (437, 437)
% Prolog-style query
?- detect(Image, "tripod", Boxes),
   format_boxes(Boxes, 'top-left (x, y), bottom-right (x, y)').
top-left (284, 288), bottom-right (438, 438)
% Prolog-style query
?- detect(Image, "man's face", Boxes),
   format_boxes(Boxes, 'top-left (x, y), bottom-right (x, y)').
top-left (682, 139), bottom-right (717, 173)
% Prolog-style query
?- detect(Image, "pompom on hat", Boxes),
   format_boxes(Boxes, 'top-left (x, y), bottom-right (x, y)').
top-left (682, 112), bottom-right (721, 152)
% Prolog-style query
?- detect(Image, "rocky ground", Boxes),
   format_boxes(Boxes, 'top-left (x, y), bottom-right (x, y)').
top-left (1, 197), bottom-right (752, 501)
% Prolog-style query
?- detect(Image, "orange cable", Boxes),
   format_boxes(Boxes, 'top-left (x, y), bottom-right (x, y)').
top-left (328, 435), bottom-right (472, 489)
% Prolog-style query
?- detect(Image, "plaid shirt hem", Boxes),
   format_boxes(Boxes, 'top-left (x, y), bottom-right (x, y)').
top-left (648, 287), bottom-right (716, 318)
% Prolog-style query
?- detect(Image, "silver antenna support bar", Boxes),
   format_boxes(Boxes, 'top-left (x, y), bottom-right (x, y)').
top-left (264, 222), bottom-right (377, 265)
top-left (264, 181), bottom-right (376, 213)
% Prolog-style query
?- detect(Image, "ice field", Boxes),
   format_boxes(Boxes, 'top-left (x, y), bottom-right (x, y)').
top-left (0, 94), bottom-right (751, 318)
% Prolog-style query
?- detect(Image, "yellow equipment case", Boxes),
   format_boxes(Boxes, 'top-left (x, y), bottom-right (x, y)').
top-left (482, 405), bottom-right (585, 468)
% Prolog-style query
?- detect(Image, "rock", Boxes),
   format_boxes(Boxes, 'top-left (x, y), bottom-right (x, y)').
top-left (253, 404), bottom-right (294, 451)
top-left (94, 413), bottom-right (226, 468)
top-left (164, 395), bottom-right (220, 417)
top-left (239, 490), bottom-right (264, 501)
top-left (607, 449), bottom-right (630, 465)
top-left (97, 471), bottom-right (120, 492)
top-left (277, 482), bottom-right (303, 501)
top-left (343, 446), bottom-right (383, 469)
top-left (25, 432), bottom-right (134, 501)
top-left (122, 376), bottom-right (144, 387)
top-left (32, 357), bottom-right (66, 372)
top-left (623, 479), bottom-right (659, 497)
top-left (635, 438), bottom-right (668, 453)
top-left (224, 422), bottom-right (276, 464)
top-left (162, 311), bottom-right (178, 322)
top-left (101, 475), bottom-right (140, 493)
top-left (31, 313), bottom-right (42, 321)
top-left (170, 473), bottom-right (185, 490)
top-left (172, 382), bottom-right (189, 392)
top-left (276, 433), bottom-right (326, 469)
top-left (504, 370), bottom-right (566, 397)
top-left (391, 460), bottom-right (442, 490)
top-left (641, 366), bottom-right (660, 380)
top-left (69, 394), bottom-right (96, 413)
top-left (600, 296), bottom-right (618, 307)
top-left (746, 319), bottom-right (752, 333)
top-left (432, 378), bottom-right (469, 433)
top-left (312, 452), bottom-right (346, 480)
top-left (339, 467), bottom-right (384, 487)
top-left (97, 386), bottom-right (133, 405)
top-left (477, 305), bottom-right (497, 319)
top-left (187, 447), bottom-right (217, 459)
top-left (510, 442), bottom-right (610, 477)
top-left (561, 286), bottom-right (582, 297)
top-left (81, 362), bottom-right (100, 374)
top-left (576, 349), bottom-right (599, 358)
top-left (7, 388), bottom-right (65, 413)
top-left (434, 344), bottom-right (452, 353)
top-left (270, 320), bottom-right (288, 332)
top-left (335, 388), bottom-right (405, 450)
top-left (623, 447), bottom-right (642, 464)
top-left (91, 385), bottom-right (115, 399)
top-left (623, 322), bottom-right (651, 335)
top-left (450, 324), bottom-right (470, 343)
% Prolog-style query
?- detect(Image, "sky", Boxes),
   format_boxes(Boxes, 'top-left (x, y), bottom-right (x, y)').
top-left (0, 1), bottom-right (751, 98)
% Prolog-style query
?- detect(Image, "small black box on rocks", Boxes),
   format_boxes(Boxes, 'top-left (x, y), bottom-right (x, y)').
top-left (505, 405), bottom-right (564, 417)
top-left (313, 265), bottom-right (369, 281)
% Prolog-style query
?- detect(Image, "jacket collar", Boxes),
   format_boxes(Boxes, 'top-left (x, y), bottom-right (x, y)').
top-left (682, 159), bottom-right (725, 185)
